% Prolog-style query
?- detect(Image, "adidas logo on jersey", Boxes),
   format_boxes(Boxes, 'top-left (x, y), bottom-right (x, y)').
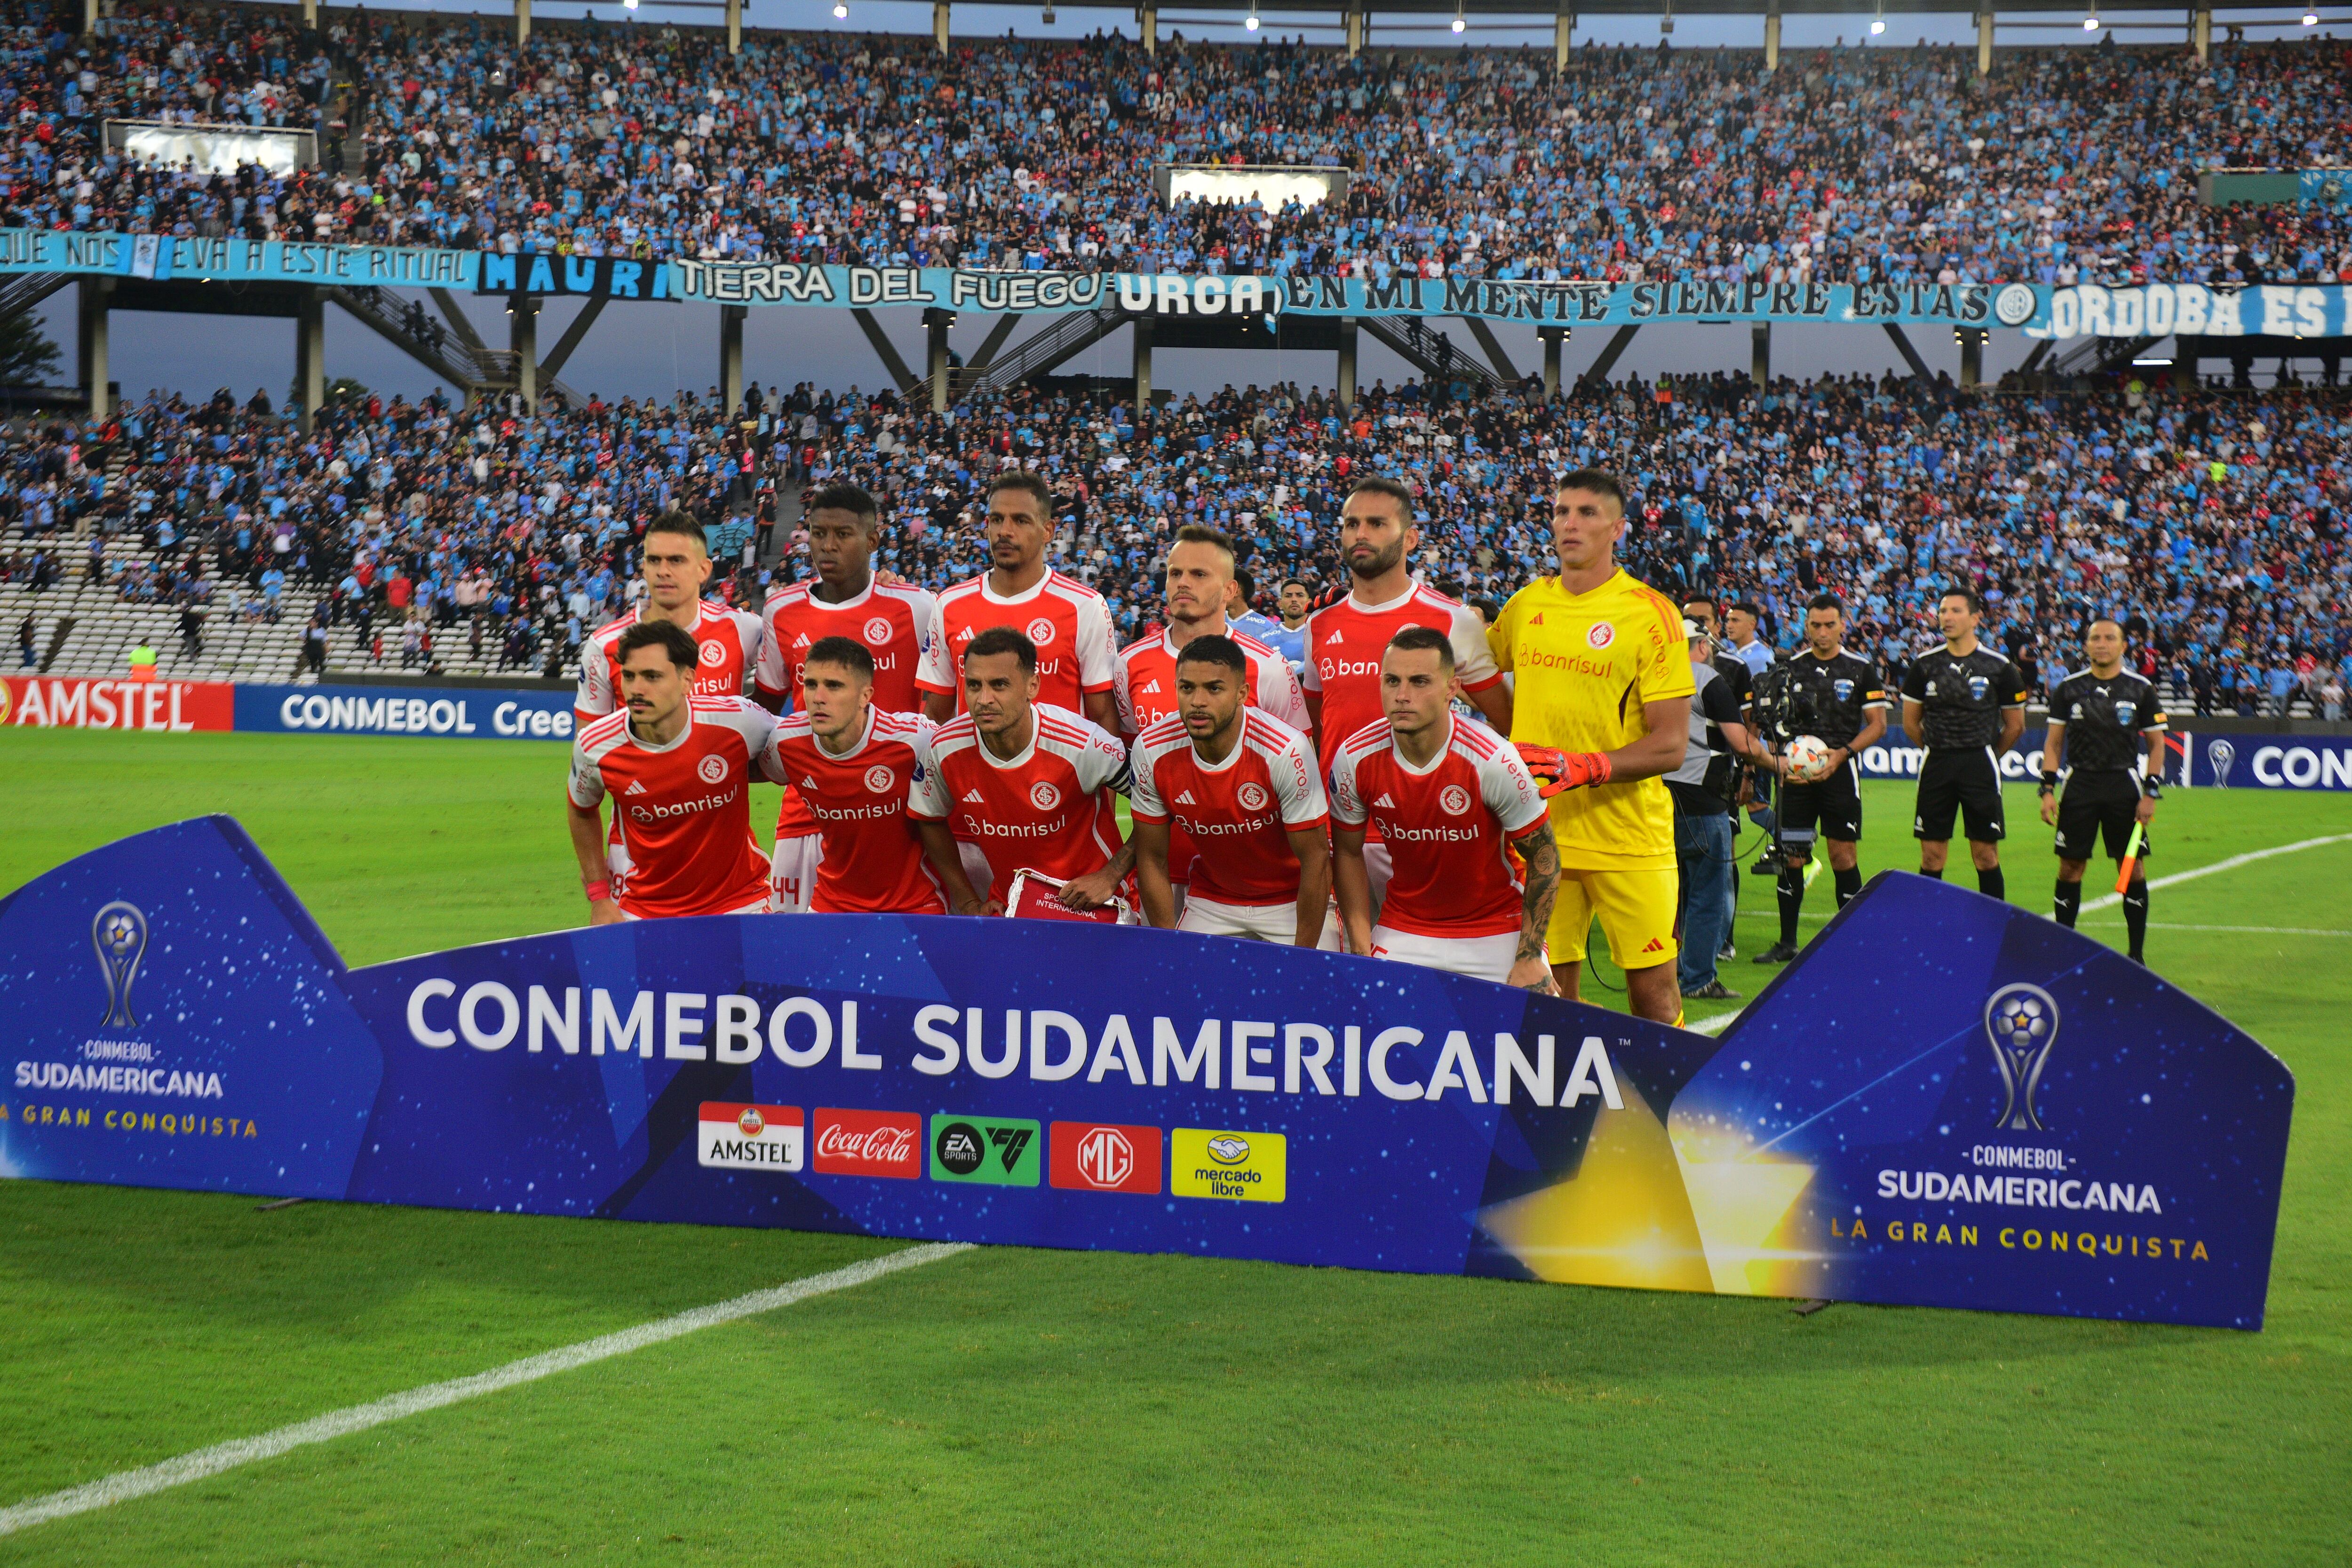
top-left (801, 776), bottom-right (819, 788)
top-left (1373, 792), bottom-right (1395, 808)
top-left (1174, 790), bottom-right (1197, 804)
top-left (625, 780), bottom-right (648, 796)
top-left (1528, 613), bottom-right (1545, 626)
top-left (792, 633), bottom-right (811, 648)
top-left (1326, 628), bottom-right (1344, 644)
top-left (1641, 937), bottom-right (1666, 953)
top-left (1138, 680), bottom-right (1161, 694)
top-left (962, 788), bottom-right (985, 803)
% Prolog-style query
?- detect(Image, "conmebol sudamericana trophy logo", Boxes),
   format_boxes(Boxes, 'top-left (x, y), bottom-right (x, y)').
top-left (91, 900), bottom-right (149, 1029)
top-left (2207, 738), bottom-right (2236, 789)
top-left (1984, 982), bottom-right (2059, 1133)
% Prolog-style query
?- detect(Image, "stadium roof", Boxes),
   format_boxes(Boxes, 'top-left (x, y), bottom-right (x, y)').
top-left (1125, 1), bottom-right (2317, 16)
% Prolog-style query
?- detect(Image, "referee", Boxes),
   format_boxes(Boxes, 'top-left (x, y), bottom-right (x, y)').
top-left (2040, 618), bottom-right (2165, 963)
top-left (1900, 586), bottom-right (2028, 900)
top-left (1753, 593), bottom-right (1888, 963)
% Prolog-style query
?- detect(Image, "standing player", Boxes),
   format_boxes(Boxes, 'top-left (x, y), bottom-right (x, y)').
top-left (576, 510), bottom-right (764, 728)
top-left (1487, 471), bottom-right (1692, 1024)
top-left (1265, 578), bottom-right (1312, 678)
top-left (1330, 628), bottom-right (1558, 988)
top-left (767, 635), bottom-right (985, 916)
top-left (2040, 618), bottom-right (2165, 963)
top-left (1752, 593), bottom-right (1889, 963)
top-left (753, 482), bottom-right (935, 913)
top-left (917, 470), bottom-right (1118, 733)
top-left (1901, 587), bottom-right (2028, 900)
top-left (1129, 635), bottom-right (1330, 945)
top-left (911, 627), bottom-right (1135, 915)
top-left (566, 621), bottom-right (779, 923)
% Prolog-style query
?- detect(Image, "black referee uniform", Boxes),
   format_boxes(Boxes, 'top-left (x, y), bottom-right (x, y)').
top-left (1759, 649), bottom-right (1888, 957)
top-left (1901, 645), bottom-right (2028, 896)
top-left (2044, 667), bottom-right (2165, 961)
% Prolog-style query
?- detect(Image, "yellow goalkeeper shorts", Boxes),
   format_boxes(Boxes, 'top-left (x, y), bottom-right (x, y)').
top-left (1547, 867), bottom-right (1681, 970)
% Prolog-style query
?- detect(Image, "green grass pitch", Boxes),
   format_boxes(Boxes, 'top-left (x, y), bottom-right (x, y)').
top-left (0, 729), bottom-right (2346, 1565)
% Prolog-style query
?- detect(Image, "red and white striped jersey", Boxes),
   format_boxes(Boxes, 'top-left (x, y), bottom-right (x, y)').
top-left (1128, 709), bottom-right (1328, 907)
top-left (575, 601), bottom-right (765, 725)
top-left (753, 578), bottom-right (934, 838)
top-left (568, 696), bottom-right (778, 919)
top-left (915, 571), bottom-right (1116, 715)
top-left (1327, 715), bottom-right (1547, 939)
top-left (1302, 581), bottom-right (1502, 771)
top-left (763, 707), bottom-right (943, 915)
top-left (909, 701), bottom-right (1129, 890)
top-left (1112, 625), bottom-right (1309, 738)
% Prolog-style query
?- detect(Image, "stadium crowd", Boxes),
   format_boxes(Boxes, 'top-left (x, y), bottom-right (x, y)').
top-left (4, 362), bottom-right (2347, 715)
top-left (0, 2), bottom-right (2348, 287)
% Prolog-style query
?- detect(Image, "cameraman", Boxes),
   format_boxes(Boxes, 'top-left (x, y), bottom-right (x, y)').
top-left (1665, 617), bottom-right (1753, 1002)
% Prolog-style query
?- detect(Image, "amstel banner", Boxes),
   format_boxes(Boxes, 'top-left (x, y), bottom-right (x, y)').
top-left (1, 676), bottom-right (232, 732)
top-left (0, 818), bottom-right (2293, 1328)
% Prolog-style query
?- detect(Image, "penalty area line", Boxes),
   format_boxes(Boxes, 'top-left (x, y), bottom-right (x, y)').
top-left (0, 1241), bottom-right (972, 1538)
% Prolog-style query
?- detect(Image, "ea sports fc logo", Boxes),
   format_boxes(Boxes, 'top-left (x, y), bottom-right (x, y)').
top-left (697, 640), bottom-right (727, 668)
top-left (1026, 616), bottom-right (1057, 647)
top-left (1439, 784), bottom-right (1473, 816)
top-left (1030, 780), bottom-right (1063, 811)
top-left (863, 616), bottom-right (892, 645)
top-left (698, 755), bottom-right (729, 784)
top-left (1236, 781), bottom-right (1269, 813)
top-left (864, 764), bottom-right (896, 794)
top-left (1587, 622), bottom-right (1616, 651)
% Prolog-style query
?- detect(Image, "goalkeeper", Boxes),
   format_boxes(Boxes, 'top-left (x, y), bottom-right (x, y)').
top-left (1488, 471), bottom-right (1693, 1024)
top-left (1750, 594), bottom-right (1888, 963)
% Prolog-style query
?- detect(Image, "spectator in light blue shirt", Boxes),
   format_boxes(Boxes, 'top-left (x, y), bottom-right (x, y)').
top-left (1226, 565), bottom-right (1282, 647)
top-left (1260, 577), bottom-right (1311, 676)
top-left (1724, 600), bottom-right (1773, 677)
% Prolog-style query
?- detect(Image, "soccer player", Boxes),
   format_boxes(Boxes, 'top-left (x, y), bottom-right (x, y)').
top-left (911, 626), bottom-right (1134, 915)
top-left (1130, 635), bottom-right (1330, 945)
top-left (1266, 578), bottom-right (1312, 677)
top-left (2040, 618), bottom-right (2166, 963)
top-left (567, 621), bottom-right (779, 923)
top-left (576, 509), bottom-right (764, 727)
top-left (753, 482), bottom-right (935, 913)
top-left (1752, 593), bottom-right (1889, 963)
top-left (917, 470), bottom-right (1117, 733)
top-left (1330, 628), bottom-right (1558, 989)
top-left (767, 635), bottom-right (985, 916)
top-left (1487, 471), bottom-right (1693, 1024)
top-left (1115, 525), bottom-right (1307, 738)
top-left (1902, 586), bottom-right (2028, 900)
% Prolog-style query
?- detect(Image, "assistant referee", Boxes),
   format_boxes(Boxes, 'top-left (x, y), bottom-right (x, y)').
top-left (1488, 470), bottom-right (1692, 1024)
top-left (2040, 618), bottom-right (2166, 963)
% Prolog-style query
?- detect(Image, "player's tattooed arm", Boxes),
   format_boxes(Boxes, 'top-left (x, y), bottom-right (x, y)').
top-left (1059, 840), bottom-right (1137, 912)
top-left (1508, 822), bottom-right (1561, 994)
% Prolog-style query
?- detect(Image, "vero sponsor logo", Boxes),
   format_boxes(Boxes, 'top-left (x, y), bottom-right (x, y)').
top-left (1049, 1121), bottom-right (1163, 1194)
top-left (697, 1102), bottom-right (803, 1173)
top-left (811, 1107), bottom-right (922, 1178)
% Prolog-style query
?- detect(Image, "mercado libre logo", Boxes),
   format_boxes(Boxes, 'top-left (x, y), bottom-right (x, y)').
top-left (91, 901), bottom-right (149, 1030)
top-left (1985, 983), bottom-right (2060, 1133)
top-left (930, 1114), bottom-right (1041, 1186)
top-left (1172, 1128), bottom-right (1287, 1203)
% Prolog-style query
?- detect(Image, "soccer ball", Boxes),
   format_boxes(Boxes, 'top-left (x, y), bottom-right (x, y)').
top-left (1784, 734), bottom-right (1832, 783)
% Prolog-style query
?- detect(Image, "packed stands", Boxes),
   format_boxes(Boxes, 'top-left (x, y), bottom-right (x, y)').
top-left (4, 369), bottom-right (2347, 720)
top-left (4, 2), bottom-right (2350, 285)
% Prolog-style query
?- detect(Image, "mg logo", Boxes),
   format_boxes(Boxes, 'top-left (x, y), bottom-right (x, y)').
top-left (1074, 1126), bottom-right (1135, 1189)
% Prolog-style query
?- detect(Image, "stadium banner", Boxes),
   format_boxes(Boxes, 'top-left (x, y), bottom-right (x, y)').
top-left (2177, 732), bottom-right (2352, 791)
top-left (233, 683), bottom-right (577, 741)
top-left (0, 229), bottom-right (475, 287)
top-left (0, 818), bottom-right (2292, 1329)
top-left (473, 252), bottom-right (674, 301)
top-left (0, 675), bottom-right (233, 732)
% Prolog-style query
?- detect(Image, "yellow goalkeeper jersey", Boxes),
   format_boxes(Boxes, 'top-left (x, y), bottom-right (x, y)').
top-left (1489, 569), bottom-right (1694, 872)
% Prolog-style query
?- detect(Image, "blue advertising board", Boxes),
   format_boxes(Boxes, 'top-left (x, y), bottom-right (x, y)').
top-left (233, 684), bottom-right (576, 741)
top-left (0, 818), bottom-right (2294, 1328)
top-left (1852, 730), bottom-right (2352, 792)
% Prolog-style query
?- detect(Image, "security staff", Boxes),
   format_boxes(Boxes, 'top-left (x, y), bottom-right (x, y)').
top-left (2040, 618), bottom-right (2166, 963)
top-left (1900, 586), bottom-right (2028, 901)
top-left (1753, 593), bottom-right (1888, 963)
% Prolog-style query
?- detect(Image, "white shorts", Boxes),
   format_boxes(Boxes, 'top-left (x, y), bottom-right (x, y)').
top-left (768, 832), bottom-right (825, 914)
top-left (1179, 894), bottom-right (1298, 943)
top-left (1367, 924), bottom-right (1533, 985)
top-left (620, 894), bottom-right (771, 922)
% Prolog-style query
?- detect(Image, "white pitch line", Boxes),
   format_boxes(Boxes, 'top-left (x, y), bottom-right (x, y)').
top-left (2079, 832), bottom-right (2352, 912)
top-left (2075, 921), bottom-right (2352, 937)
top-left (0, 1242), bottom-right (972, 1538)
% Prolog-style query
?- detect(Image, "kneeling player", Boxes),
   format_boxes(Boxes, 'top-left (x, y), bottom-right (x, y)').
top-left (2039, 617), bottom-right (2165, 963)
top-left (567, 621), bottom-right (780, 923)
top-left (768, 636), bottom-right (986, 916)
top-left (1130, 635), bottom-right (1329, 945)
top-left (1330, 628), bottom-right (1559, 989)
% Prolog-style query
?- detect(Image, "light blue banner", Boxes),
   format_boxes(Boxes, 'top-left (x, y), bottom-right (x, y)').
top-left (0, 228), bottom-right (475, 287)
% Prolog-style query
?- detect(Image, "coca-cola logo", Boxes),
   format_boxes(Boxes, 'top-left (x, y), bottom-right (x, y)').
top-left (811, 1108), bottom-right (922, 1178)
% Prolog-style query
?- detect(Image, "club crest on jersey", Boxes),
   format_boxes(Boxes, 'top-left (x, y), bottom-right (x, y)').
top-left (1967, 675), bottom-right (1989, 700)
top-left (1030, 780), bottom-right (1062, 811)
top-left (698, 640), bottom-right (727, 668)
top-left (698, 755), bottom-right (729, 784)
top-left (1438, 784), bottom-right (1473, 816)
top-left (1027, 617), bottom-right (1057, 647)
top-left (1236, 781), bottom-right (1269, 812)
top-left (1587, 622), bottom-right (1615, 651)
top-left (864, 616), bottom-right (892, 644)
top-left (1833, 678), bottom-right (1854, 702)
top-left (2116, 701), bottom-right (2136, 726)
top-left (864, 764), bottom-right (896, 794)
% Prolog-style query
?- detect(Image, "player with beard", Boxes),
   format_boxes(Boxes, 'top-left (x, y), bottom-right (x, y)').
top-left (752, 482), bottom-right (935, 913)
top-left (1129, 635), bottom-right (1329, 945)
top-left (567, 620), bottom-right (780, 923)
top-left (575, 510), bottom-right (764, 729)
